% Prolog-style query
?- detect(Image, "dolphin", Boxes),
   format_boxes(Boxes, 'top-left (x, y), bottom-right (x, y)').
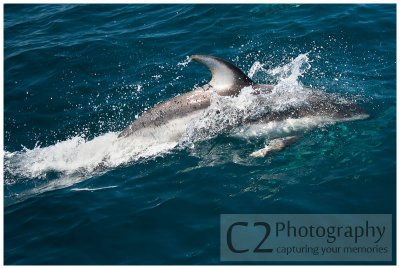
top-left (118, 55), bottom-right (368, 156)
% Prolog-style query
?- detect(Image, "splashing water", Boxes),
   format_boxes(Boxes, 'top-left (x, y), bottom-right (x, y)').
top-left (179, 88), bottom-right (264, 146)
top-left (5, 133), bottom-right (177, 185)
top-left (177, 56), bottom-right (191, 68)
top-left (267, 53), bottom-right (313, 108)
top-left (248, 61), bottom-right (267, 79)
top-left (180, 53), bottom-right (316, 144)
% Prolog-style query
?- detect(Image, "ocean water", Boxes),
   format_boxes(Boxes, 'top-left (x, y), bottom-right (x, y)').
top-left (3, 4), bottom-right (396, 265)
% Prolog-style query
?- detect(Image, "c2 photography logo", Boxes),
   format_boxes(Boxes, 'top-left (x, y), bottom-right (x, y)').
top-left (220, 214), bottom-right (392, 262)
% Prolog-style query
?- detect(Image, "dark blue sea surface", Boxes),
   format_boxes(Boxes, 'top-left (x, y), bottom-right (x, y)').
top-left (4, 4), bottom-right (396, 264)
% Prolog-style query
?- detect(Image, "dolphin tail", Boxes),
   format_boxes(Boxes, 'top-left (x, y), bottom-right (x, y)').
top-left (190, 55), bottom-right (254, 96)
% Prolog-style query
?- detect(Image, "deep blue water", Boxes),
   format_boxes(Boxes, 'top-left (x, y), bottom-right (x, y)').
top-left (4, 4), bottom-right (396, 265)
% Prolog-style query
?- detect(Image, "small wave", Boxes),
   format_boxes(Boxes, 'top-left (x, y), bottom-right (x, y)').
top-left (71, 185), bottom-right (118, 192)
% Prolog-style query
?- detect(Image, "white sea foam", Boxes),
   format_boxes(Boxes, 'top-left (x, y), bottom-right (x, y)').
top-left (4, 132), bottom-right (177, 184)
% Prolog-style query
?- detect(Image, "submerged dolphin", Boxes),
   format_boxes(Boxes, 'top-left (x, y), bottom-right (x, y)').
top-left (119, 55), bottom-right (368, 155)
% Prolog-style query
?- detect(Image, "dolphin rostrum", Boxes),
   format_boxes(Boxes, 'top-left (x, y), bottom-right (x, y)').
top-left (118, 55), bottom-right (368, 156)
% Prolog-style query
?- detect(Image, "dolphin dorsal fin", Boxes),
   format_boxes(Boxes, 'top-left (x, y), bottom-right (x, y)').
top-left (190, 55), bottom-right (254, 95)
